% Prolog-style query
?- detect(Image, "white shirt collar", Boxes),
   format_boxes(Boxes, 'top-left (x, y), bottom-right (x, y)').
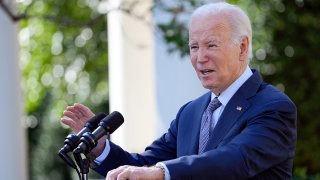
top-left (211, 66), bottom-right (253, 106)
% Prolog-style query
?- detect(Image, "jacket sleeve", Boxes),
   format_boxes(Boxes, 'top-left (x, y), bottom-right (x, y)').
top-left (93, 102), bottom-right (191, 176)
top-left (163, 99), bottom-right (297, 180)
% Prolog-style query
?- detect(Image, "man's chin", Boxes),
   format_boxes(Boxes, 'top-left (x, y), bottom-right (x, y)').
top-left (201, 84), bottom-right (214, 90)
top-left (201, 83), bottom-right (219, 93)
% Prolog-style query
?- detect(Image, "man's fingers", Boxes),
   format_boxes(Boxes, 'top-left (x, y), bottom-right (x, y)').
top-left (117, 167), bottom-right (144, 180)
top-left (62, 109), bottom-right (85, 129)
top-left (60, 116), bottom-right (82, 133)
top-left (74, 103), bottom-right (95, 118)
top-left (106, 165), bottom-right (129, 180)
top-left (117, 169), bottom-right (131, 180)
top-left (65, 106), bottom-right (82, 119)
top-left (63, 104), bottom-right (95, 124)
top-left (106, 166), bottom-right (162, 180)
top-left (63, 110), bottom-right (79, 121)
top-left (60, 103), bottom-right (95, 133)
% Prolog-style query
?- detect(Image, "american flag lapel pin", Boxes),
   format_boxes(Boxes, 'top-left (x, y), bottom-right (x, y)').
top-left (236, 106), bottom-right (242, 111)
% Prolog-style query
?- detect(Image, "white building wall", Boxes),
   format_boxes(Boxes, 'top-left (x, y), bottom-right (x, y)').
top-left (153, 37), bottom-right (206, 136)
top-left (0, 1), bottom-right (27, 179)
top-left (108, 0), bottom-right (157, 152)
top-left (108, 0), bottom-right (206, 152)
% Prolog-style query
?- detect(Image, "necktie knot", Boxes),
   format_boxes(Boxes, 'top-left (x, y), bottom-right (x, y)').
top-left (207, 97), bottom-right (222, 113)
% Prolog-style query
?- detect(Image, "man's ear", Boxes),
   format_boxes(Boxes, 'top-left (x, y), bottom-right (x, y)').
top-left (239, 36), bottom-right (249, 61)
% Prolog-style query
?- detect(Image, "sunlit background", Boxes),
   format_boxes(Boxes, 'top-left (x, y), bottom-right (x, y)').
top-left (0, 0), bottom-right (319, 179)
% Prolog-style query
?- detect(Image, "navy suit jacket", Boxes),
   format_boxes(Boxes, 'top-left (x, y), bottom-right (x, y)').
top-left (95, 70), bottom-right (297, 180)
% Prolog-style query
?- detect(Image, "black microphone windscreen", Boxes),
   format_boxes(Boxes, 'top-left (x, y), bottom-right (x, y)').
top-left (77, 112), bottom-right (106, 136)
top-left (72, 111), bottom-right (124, 154)
top-left (84, 112), bottom-right (106, 129)
top-left (99, 111), bottom-right (124, 134)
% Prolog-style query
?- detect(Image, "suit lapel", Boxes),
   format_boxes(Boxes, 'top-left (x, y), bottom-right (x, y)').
top-left (204, 70), bottom-right (262, 150)
top-left (205, 94), bottom-right (250, 150)
top-left (188, 93), bottom-right (211, 154)
top-left (179, 92), bottom-right (211, 155)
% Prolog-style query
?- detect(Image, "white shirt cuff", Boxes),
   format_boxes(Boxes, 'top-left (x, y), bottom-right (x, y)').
top-left (94, 139), bottom-right (110, 165)
top-left (156, 162), bottom-right (171, 180)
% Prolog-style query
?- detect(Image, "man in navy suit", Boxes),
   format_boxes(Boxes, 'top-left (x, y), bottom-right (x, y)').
top-left (61, 2), bottom-right (297, 179)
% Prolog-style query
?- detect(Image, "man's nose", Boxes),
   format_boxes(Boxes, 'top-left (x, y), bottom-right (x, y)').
top-left (197, 48), bottom-right (209, 63)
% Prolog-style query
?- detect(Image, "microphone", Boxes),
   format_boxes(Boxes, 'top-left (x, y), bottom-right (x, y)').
top-left (58, 112), bottom-right (106, 168)
top-left (73, 111), bottom-right (124, 154)
top-left (59, 112), bottom-right (106, 154)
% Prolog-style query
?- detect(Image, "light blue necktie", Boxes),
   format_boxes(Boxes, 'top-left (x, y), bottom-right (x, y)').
top-left (198, 97), bottom-right (222, 154)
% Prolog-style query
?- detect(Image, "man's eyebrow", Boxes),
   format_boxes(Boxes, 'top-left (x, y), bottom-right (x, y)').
top-left (188, 37), bottom-right (221, 45)
top-left (188, 41), bottom-right (197, 46)
top-left (206, 38), bottom-right (221, 43)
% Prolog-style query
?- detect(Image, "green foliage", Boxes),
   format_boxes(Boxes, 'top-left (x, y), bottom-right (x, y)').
top-left (17, 0), bottom-right (108, 179)
top-left (293, 167), bottom-right (320, 180)
top-left (157, 18), bottom-right (189, 57)
top-left (259, 0), bottom-right (320, 174)
top-left (154, 0), bottom-right (207, 57)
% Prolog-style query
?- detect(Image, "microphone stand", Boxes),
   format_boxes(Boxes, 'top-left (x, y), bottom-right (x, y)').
top-left (74, 152), bottom-right (90, 180)
top-left (73, 132), bottom-right (101, 180)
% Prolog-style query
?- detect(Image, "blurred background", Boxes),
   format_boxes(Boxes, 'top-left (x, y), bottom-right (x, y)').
top-left (0, 0), bottom-right (319, 179)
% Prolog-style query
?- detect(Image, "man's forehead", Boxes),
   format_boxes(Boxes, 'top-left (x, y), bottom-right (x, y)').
top-left (189, 19), bottom-right (231, 37)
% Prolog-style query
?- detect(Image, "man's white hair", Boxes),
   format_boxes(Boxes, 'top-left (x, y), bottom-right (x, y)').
top-left (190, 2), bottom-right (253, 61)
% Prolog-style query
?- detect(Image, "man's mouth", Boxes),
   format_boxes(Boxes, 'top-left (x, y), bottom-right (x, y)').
top-left (200, 69), bottom-right (214, 75)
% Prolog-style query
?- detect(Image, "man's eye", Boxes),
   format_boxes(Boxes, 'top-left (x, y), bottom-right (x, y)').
top-left (190, 46), bottom-right (198, 49)
top-left (208, 44), bottom-right (218, 48)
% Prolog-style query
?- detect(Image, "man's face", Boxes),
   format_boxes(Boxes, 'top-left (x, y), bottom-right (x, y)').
top-left (189, 14), bottom-right (246, 94)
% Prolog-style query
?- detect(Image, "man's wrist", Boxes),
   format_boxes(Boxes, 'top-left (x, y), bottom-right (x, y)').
top-left (155, 162), bottom-right (170, 180)
top-left (90, 135), bottom-right (107, 157)
top-left (154, 164), bottom-right (165, 180)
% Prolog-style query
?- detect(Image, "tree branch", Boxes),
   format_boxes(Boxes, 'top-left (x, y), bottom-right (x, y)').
top-left (0, 0), bottom-right (152, 29)
top-left (0, 0), bottom-right (30, 21)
